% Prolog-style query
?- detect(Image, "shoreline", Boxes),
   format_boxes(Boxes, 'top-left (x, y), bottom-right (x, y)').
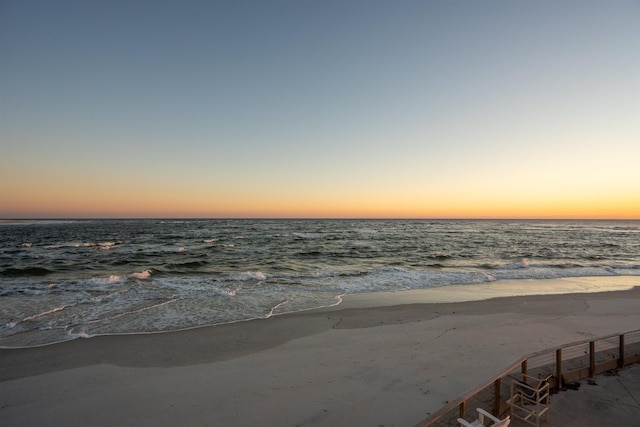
top-left (333, 275), bottom-right (640, 309)
top-left (2, 278), bottom-right (640, 426)
top-left (2, 275), bottom-right (638, 351)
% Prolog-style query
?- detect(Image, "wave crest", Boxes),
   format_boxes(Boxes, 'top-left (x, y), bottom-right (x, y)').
top-left (128, 270), bottom-right (152, 280)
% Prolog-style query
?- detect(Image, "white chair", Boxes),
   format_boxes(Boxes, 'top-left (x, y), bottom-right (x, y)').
top-left (508, 373), bottom-right (550, 427)
top-left (458, 407), bottom-right (511, 427)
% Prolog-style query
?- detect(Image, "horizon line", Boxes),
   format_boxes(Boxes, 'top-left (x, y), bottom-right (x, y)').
top-left (2, 217), bottom-right (639, 221)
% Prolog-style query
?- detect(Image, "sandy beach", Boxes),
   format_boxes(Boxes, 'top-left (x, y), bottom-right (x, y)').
top-left (2, 277), bottom-right (640, 426)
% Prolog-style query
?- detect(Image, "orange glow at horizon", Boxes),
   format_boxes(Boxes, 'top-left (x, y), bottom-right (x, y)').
top-left (3, 2), bottom-right (639, 222)
top-left (2, 184), bottom-right (639, 219)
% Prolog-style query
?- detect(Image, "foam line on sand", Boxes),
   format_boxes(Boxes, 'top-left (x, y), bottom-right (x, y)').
top-left (1, 278), bottom-right (640, 427)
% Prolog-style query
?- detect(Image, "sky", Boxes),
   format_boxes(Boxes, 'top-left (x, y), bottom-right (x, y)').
top-left (1, 0), bottom-right (639, 219)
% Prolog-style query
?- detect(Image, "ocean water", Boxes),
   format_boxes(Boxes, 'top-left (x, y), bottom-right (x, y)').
top-left (1, 219), bottom-right (639, 347)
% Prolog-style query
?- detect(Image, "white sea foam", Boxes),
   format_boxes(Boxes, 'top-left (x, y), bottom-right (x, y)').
top-left (66, 328), bottom-right (94, 339)
top-left (293, 232), bottom-right (324, 239)
top-left (229, 271), bottom-right (267, 281)
top-left (128, 270), bottom-right (152, 280)
top-left (482, 272), bottom-right (496, 281)
top-left (4, 219), bottom-right (640, 349)
top-left (48, 242), bottom-right (119, 250)
top-left (267, 298), bottom-right (292, 318)
top-left (253, 272), bottom-right (267, 281)
top-left (86, 296), bottom-right (177, 325)
top-left (90, 275), bottom-right (122, 285)
top-left (227, 285), bottom-right (243, 296)
top-left (7, 303), bottom-right (77, 328)
top-left (98, 242), bottom-right (119, 250)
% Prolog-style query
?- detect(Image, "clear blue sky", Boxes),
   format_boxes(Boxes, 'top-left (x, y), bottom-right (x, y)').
top-left (2, 1), bottom-right (639, 218)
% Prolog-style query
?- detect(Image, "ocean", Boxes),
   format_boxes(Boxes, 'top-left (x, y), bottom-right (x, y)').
top-left (1, 219), bottom-right (639, 348)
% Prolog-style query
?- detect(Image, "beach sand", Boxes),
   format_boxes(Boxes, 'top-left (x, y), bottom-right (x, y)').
top-left (2, 277), bottom-right (640, 426)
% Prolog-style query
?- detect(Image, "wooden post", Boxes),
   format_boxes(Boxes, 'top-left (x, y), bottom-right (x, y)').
top-left (555, 349), bottom-right (563, 390)
top-left (619, 334), bottom-right (626, 368)
top-left (493, 378), bottom-right (501, 416)
top-left (460, 400), bottom-right (466, 420)
top-left (521, 359), bottom-right (528, 380)
top-left (589, 341), bottom-right (596, 377)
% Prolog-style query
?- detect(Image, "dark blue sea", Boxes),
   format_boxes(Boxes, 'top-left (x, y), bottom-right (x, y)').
top-left (2, 219), bottom-right (639, 347)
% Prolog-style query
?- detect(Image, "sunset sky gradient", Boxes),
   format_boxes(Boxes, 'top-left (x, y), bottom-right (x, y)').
top-left (2, 1), bottom-right (639, 218)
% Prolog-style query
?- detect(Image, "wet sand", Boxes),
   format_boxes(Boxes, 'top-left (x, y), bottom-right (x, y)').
top-left (2, 278), bottom-right (640, 426)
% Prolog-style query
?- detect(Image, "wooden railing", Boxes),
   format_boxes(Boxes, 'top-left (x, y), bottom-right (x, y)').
top-left (415, 329), bottom-right (640, 427)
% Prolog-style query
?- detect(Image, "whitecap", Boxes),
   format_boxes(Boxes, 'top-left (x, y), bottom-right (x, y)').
top-left (89, 275), bottom-right (123, 285)
top-left (293, 232), bottom-right (324, 239)
top-left (227, 285), bottom-right (243, 296)
top-left (482, 272), bottom-right (496, 281)
top-left (98, 242), bottom-right (119, 250)
top-left (128, 270), bottom-right (152, 280)
top-left (242, 271), bottom-right (267, 281)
